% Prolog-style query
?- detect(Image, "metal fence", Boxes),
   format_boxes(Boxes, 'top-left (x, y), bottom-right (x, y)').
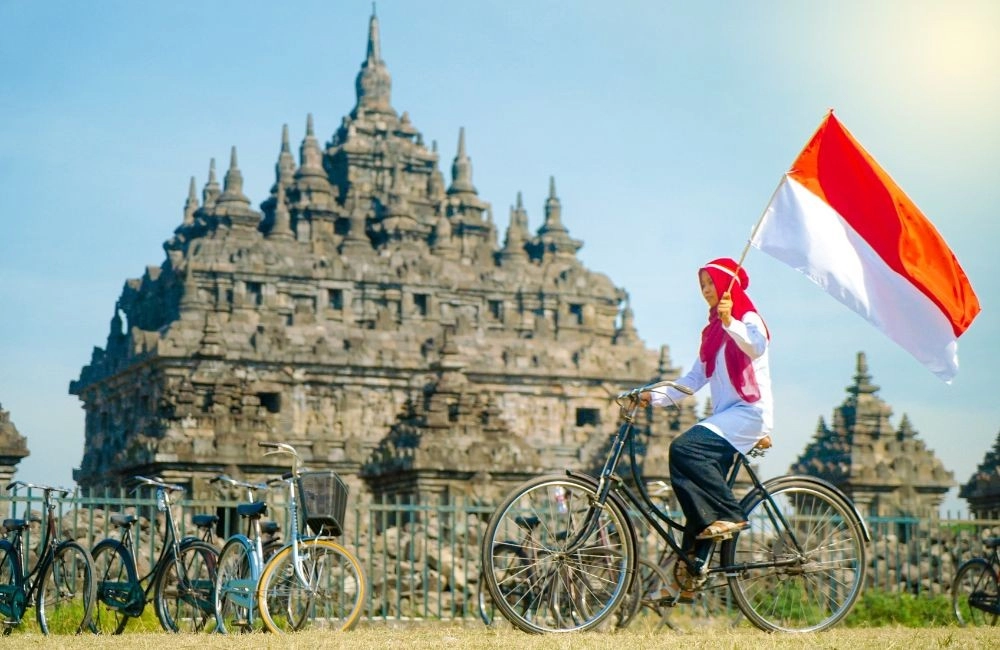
top-left (3, 488), bottom-right (998, 622)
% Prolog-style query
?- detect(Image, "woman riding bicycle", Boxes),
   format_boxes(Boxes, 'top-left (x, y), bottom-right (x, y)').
top-left (640, 257), bottom-right (773, 595)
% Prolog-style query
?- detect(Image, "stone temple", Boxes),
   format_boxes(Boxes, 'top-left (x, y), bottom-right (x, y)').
top-left (70, 11), bottom-right (699, 503)
top-left (0, 403), bottom-right (30, 490)
top-left (960, 430), bottom-right (1000, 519)
top-left (790, 352), bottom-right (954, 518)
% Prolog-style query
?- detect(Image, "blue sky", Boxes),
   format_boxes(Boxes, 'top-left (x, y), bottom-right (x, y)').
top-left (1, 0), bottom-right (997, 513)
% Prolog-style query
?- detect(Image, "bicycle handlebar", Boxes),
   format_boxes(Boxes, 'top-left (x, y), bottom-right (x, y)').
top-left (5, 480), bottom-right (71, 497)
top-left (210, 474), bottom-right (270, 491)
top-left (616, 379), bottom-right (694, 401)
top-left (259, 441), bottom-right (300, 457)
top-left (133, 475), bottom-right (185, 493)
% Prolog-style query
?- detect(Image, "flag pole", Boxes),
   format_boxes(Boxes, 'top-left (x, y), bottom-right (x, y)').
top-left (724, 175), bottom-right (786, 295)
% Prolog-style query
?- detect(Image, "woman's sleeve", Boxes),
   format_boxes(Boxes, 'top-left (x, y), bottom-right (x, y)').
top-left (649, 357), bottom-right (707, 407)
top-left (723, 312), bottom-right (768, 359)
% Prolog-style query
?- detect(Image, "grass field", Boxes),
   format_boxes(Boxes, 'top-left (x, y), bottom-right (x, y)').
top-left (10, 624), bottom-right (997, 649)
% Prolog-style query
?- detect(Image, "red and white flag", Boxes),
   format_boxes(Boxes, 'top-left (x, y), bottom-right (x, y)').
top-left (751, 112), bottom-right (980, 382)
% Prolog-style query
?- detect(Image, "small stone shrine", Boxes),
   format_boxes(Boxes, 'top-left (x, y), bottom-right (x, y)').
top-left (790, 352), bottom-right (954, 518)
top-left (69, 10), bottom-right (698, 502)
top-left (959, 430), bottom-right (1000, 519)
top-left (0, 402), bottom-right (30, 488)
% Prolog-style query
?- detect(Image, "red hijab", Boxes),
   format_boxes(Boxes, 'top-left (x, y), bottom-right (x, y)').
top-left (698, 258), bottom-right (769, 403)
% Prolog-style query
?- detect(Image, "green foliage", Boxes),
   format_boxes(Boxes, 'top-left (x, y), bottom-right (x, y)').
top-left (845, 589), bottom-right (955, 627)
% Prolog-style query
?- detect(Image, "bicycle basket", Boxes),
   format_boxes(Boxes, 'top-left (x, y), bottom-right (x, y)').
top-left (297, 470), bottom-right (349, 537)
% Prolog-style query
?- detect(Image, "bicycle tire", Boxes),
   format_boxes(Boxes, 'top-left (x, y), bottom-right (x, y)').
top-left (214, 537), bottom-right (265, 633)
top-left (952, 558), bottom-right (999, 627)
top-left (256, 538), bottom-right (366, 633)
top-left (722, 476), bottom-right (867, 632)
top-left (0, 539), bottom-right (26, 633)
top-left (36, 541), bottom-right (97, 635)
top-left (481, 473), bottom-right (637, 634)
top-left (477, 570), bottom-right (494, 626)
top-left (478, 542), bottom-right (525, 627)
top-left (153, 539), bottom-right (219, 633)
top-left (613, 557), bottom-right (651, 629)
top-left (91, 539), bottom-right (139, 634)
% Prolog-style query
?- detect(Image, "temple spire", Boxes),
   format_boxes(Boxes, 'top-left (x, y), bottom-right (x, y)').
top-left (182, 176), bottom-right (199, 226)
top-left (541, 176), bottom-right (566, 233)
top-left (294, 113), bottom-right (334, 209)
top-left (537, 176), bottom-right (581, 258)
top-left (367, 3), bottom-right (381, 60)
top-left (447, 127), bottom-right (477, 195)
top-left (353, 7), bottom-right (395, 117)
top-left (269, 183), bottom-right (294, 240)
top-left (202, 158), bottom-right (221, 208)
top-left (275, 123), bottom-right (297, 187)
top-left (848, 351), bottom-right (879, 397)
top-left (500, 191), bottom-right (529, 263)
top-left (217, 146), bottom-right (251, 207)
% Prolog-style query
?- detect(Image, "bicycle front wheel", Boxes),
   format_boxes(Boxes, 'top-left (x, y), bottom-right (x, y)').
top-left (91, 539), bottom-right (139, 634)
top-left (481, 473), bottom-right (637, 634)
top-left (723, 477), bottom-right (867, 632)
top-left (214, 537), bottom-right (265, 633)
top-left (153, 540), bottom-right (219, 633)
top-left (0, 540), bottom-right (26, 633)
top-left (952, 558), bottom-right (999, 626)
top-left (256, 539), bottom-right (366, 633)
top-left (36, 541), bottom-right (97, 635)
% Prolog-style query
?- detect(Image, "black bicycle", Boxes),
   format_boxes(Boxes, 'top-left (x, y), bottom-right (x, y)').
top-left (90, 476), bottom-right (219, 633)
top-left (481, 379), bottom-right (870, 634)
top-left (0, 481), bottom-right (96, 634)
top-left (952, 536), bottom-right (1000, 626)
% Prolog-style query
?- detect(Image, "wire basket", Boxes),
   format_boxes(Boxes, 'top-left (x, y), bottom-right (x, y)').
top-left (297, 470), bottom-right (349, 537)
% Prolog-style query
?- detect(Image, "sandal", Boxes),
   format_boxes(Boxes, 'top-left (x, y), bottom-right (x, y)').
top-left (695, 519), bottom-right (749, 540)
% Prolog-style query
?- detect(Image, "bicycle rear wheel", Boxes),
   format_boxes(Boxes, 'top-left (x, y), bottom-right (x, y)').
top-left (257, 539), bottom-right (365, 632)
top-left (723, 476), bottom-right (867, 632)
top-left (154, 540), bottom-right (218, 633)
top-left (952, 558), bottom-right (999, 626)
top-left (91, 539), bottom-right (139, 634)
top-left (215, 537), bottom-right (265, 633)
top-left (481, 473), bottom-right (636, 633)
top-left (36, 541), bottom-right (96, 635)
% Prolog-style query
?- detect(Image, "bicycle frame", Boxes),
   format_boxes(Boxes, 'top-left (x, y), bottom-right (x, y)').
top-left (565, 380), bottom-right (868, 577)
top-left (213, 475), bottom-right (272, 615)
top-left (259, 442), bottom-right (313, 589)
top-left (128, 484), bottom-right (186, 596)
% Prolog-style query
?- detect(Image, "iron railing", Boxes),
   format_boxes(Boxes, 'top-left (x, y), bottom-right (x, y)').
top-left (2, 488), bottom-right (998, 622)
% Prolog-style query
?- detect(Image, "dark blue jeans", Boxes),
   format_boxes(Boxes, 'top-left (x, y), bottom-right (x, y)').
top-left (669, 424), bottom-right (745, 552)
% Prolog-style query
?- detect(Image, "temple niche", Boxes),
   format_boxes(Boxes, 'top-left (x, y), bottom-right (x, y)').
top-left (0, 402), bottom-right (30, 490)
top-left (791, 352), bottom-right (954, 518)
top-left (960, 430), bottom-right (1000, 519)
top-left (69, 10), bottom-right (698, 501)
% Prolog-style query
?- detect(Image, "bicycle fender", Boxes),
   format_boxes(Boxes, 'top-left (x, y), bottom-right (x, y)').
top-left (563, 470), bottom-right (641, 557)
top-left (741, 474), bottom-right (871, 543)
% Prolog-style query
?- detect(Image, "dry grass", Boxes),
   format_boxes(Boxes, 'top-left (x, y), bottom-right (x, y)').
top-left (9, 624), bottom-right (996, 650)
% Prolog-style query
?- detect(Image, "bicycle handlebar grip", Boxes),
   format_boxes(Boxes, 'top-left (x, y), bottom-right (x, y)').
top-left (259, 441), bottom-right (280, 448)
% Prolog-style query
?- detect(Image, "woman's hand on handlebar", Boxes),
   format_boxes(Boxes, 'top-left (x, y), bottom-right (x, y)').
top-left (637, 391), bottom-right (652, 408)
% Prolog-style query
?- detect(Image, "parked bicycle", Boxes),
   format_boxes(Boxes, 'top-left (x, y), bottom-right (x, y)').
top-left (252, 442), bottom-right (367, 632)
top-left (0, 481), bottom-right (96, 634)
top-left (481, 379), bottom-right (870, 634)
top-left (212, 473), bottom-right (283, 633)
top-left (477, 514), bottom-right (639, 630)
top-left (90, 476), bottom-right (219, 633)
top-left (952, 536), bottom-right (1000, 626)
